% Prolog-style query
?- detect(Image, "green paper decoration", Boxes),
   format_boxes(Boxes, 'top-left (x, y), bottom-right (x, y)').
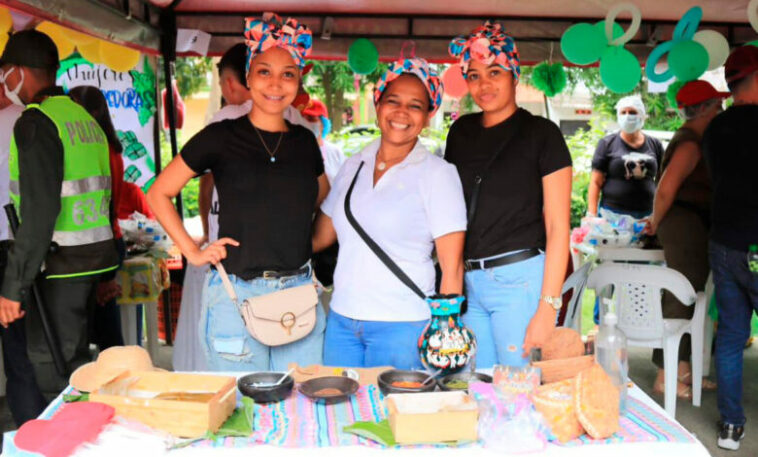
top-left (600, 46), bottom-right (641, 93)
top-left (348, 38), bottom-right (379, 75)
top-left (669, 40), bottom-right (709, 82)
top-left (666, 80), bottom-right (688, 108)
top-left (560, 23), bottom-right (606, 65)
top-left (532, 62), bottom-right (568, 97)
top-left (747, 40), bottom-right (758, 47)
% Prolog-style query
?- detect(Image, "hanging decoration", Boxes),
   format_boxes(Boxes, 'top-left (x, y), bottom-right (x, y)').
top-left (666, 80), bottom-right (688, 108)
top-left (645, 7), bottom-right (710, 83)
top-left (78, 39), bottom-right (103, 64)
top-left (560, 2), bottom-right (642, 94)
top-left (441, 64), bottom-right (468, 98)
top-left (748, 0), bottom-right (758, 47)
top-left (36, 21), bottom-right (75, 60)
top-left (531, 61), bottom-right (567, 97)
top-left (64, 28), bottom-right (96, 46)
top-left (100, 40), bottom-right (141, 73)
top-left (347, 38), bottom-right (379, 75)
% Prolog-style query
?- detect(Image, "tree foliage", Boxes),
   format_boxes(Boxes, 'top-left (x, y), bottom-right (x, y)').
top-left (158, 57), bottom-right (214, 99)
top-left (305, 61), bottom-right (388, 131)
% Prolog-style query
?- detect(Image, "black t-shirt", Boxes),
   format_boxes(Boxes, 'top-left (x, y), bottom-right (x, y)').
top-left (444, 109), bottom-right (572, 259)
top-left (591, 133), bottom-right (663, 214)
top-left (702, 104), bottom-right (758, 252)
top-left (181, 117), bottom-right (324, 278)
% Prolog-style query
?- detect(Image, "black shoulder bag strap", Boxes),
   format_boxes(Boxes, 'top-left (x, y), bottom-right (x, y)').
top-left (467, 113), bottom-right (523, 223)
top-left (344, 161), bottom-right (427, 300)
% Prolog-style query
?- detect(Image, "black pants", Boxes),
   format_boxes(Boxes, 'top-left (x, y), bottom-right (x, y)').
top-left (2, 268), bottom-right (99, 426)
top-left (91, 238), bottom-right (126, 350)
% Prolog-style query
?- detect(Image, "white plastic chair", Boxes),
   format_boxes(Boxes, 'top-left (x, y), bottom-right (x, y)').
top-left (587, 263), bottom-right (707, 418)
top-left (561, 262), bottom-right (592, 332)
top-left (703, 273), bottom-right (715, 377)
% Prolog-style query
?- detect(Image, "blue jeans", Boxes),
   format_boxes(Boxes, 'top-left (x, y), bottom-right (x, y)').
top-left (323, 311), bottom-right (428, 370)
top-left (463, 252), bottom-right (545, 368)
top-left (199, 268), bottom-right (325, 372)
top-left (710, 241), bottom-right (758, 427)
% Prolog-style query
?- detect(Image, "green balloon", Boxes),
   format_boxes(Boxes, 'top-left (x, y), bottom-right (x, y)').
top-left (668, 40), bottom-right (709, 82)
top-left (747, 40), bottom-right (758, 47)
top-left (593, 20), bottom-right (624, 47)
top-left (600, 46), bottom-right (641, 93)
top-left (347, 38), bottom-right (379, 75)
top-left (561, 23), bottom-right (605, 65)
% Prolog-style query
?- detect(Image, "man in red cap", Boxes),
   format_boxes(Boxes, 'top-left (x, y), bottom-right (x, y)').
top-left (702, 45), bottom-right (758, 451)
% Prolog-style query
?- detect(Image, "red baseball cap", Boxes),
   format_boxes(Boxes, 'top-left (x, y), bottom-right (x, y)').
top-left (676, 80), bottom-right (730, 107)
top-left (724, 45), bottom-right (758, 85)
top-left (302, 99), bottom-right (328, 118)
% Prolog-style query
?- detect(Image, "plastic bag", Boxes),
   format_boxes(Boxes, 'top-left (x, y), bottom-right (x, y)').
top-left (468, 382), bottom-right (547, 454)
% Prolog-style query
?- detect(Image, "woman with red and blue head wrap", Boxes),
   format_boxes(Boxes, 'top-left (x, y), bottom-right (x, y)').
top-left (312, 56), bottom-right (468, 370)
top-left (148, 12), bottom-right (329, 373)
top-left (444, 22), bottom-right (573, 369)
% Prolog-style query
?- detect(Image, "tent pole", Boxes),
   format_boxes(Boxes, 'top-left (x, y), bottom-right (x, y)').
top-left (159, 8), bottom-right (183, 219)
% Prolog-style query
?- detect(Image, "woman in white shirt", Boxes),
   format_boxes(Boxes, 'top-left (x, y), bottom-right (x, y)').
top-left (312, 58), bottom-right (467, 369)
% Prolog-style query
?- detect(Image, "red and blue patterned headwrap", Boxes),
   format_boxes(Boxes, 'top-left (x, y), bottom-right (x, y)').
top-left (244, 12), bottom-right (312, 75)
top-left (449, 21), bottom-right (520, 81)
top-left (373, 57), bottom-right (444, 113)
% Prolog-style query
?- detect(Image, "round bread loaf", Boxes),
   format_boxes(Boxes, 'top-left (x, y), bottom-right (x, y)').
top-left (541, 327), bottom-right (585, 361)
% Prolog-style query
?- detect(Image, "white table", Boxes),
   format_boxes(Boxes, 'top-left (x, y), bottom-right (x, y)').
top-left (2, 376), bottom-right (711, 457)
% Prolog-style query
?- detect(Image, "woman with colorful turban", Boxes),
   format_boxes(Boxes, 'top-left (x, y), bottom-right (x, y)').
top-left (148, 13), bottom-right (328, 372)
top-left (445, 22), bottom-right (573, 368)
top-left (312, 57), bottom-right (467, 369)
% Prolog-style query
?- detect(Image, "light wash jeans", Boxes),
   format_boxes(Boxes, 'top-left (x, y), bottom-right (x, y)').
top-left (463, 252), bottom-right (545, 368)
top-left (323, 311), bottom-right (428, 370)
top-left (199, 267), bottom-right (325, 372)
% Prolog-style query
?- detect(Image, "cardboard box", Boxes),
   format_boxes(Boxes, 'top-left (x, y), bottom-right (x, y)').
top-left (89, 371), bottom-right (236, 438)
top-left (386, 391), bottom-right (478, 444)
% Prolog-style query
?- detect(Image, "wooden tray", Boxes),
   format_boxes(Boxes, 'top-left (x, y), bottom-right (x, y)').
top-left (89, 371), bottom-right (236, 438)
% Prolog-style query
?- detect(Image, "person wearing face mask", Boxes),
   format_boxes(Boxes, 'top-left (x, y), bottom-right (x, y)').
top-left (644, 80), bottom-right (727, 400)
top-left (312, 58), bottom-right (467, 369)
top-left (0, 30), bottom-right (119, 425)
top-left (587, 96), bottom-right (664, 220)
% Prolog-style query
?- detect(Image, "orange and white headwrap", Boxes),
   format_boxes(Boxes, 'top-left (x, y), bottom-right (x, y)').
top-left (448, 21), bottom-right (520, 81)
top-left (244, 12), bottom-right (312, 75)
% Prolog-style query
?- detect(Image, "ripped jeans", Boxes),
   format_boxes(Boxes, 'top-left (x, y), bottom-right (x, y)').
top-left (199, 268), bottom-right (325, 372)
top-left (462, 252), bottom-right (545, 368)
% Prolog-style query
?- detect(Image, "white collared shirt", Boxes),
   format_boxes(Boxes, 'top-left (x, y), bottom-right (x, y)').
top-left (0, 105), bottom-right (24, 241)
top-left (322, 138), bottom-right (467, 321)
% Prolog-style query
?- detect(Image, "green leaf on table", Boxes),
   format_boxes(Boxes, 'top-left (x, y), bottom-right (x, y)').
top-left (63, 393), bottom-right (89, 403)
top-left (343, 420), bottom-right (397, 447)
top-left (216, 397), bottom-right (255, 438)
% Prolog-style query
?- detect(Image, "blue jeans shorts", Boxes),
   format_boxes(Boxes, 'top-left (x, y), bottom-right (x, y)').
top-left (199, 267), bottom-right (326, 372)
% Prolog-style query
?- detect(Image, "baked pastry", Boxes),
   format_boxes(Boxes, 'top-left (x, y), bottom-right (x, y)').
top-left (541, 327), bottom-right (585, 361)
top-left (574, 363), bottom-right (620, 439)
top-left (532, 378), bottom-right (584, 443)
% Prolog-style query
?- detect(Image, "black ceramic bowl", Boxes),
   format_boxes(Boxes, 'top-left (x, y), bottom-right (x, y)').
top-left (437, 372), bottom-right (493, 392)
top-left (298, 376), bottom-right (360, 404)
top-left (237, 372), bottom-right (294, 403)
top-left (377, 369), bottom-right (437, 396)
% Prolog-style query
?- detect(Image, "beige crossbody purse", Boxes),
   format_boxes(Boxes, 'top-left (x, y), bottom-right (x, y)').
top-left (215, 263), bottom-right (318, 346)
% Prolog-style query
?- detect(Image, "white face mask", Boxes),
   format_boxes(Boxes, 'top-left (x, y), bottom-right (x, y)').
top-left (0, 67), bottom-right (25, 106)
top-left (617, 113), bottom-right (643, 134)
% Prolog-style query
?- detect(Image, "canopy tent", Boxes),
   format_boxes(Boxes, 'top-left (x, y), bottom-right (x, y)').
top-left (3, 0), bottom-right (755, 64)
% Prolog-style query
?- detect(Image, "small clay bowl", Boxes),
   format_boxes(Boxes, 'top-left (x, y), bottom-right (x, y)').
top-left (438, 372), bottom-right (493, 392)
top-left (237, 372), bottom-right (294, 403)
top-left (299, 376), bottom-right (360, 405)
top-left (377, 369), bottom-right (437, 396)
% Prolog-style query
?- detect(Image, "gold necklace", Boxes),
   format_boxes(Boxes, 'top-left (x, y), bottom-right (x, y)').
top-left (253, 124), bottom-right (284, 163)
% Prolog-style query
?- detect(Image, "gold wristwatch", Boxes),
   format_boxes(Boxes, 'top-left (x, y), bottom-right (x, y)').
top-left (540, 295), bottom-right (563, 311)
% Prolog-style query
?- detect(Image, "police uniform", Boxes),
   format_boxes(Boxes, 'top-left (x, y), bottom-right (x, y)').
top-left (0, 30), bottom-right (118, 425)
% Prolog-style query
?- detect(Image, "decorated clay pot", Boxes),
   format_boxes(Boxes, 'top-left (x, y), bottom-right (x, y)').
top-left (417, 295), bottom-right (476, 376)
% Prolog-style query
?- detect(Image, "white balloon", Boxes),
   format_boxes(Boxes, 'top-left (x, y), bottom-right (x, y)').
top-left (693, 30), bottom-right (730, 71)
top-left (749, 0), bottom-right (758, 34)
top-left (605, 2), bottom-right (642, 46)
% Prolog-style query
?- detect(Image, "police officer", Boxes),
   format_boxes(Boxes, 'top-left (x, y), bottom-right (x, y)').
top-left (0, 29), bottom-right (119, 425)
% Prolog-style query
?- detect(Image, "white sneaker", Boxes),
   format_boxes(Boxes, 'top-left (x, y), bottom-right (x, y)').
top-left (717, 422), bottom-right (745, 451)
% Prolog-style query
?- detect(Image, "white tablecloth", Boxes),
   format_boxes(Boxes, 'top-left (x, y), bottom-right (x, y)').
top-left (2, 378), bottom-right (710, 457)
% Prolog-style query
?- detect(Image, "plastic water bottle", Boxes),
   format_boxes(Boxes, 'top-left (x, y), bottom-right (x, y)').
top-left (595, 311), bottom-right (628, 413)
